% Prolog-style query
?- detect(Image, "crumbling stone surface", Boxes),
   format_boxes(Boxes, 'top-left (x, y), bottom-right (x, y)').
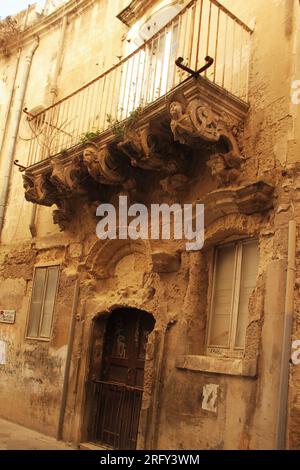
top-left (2, 247), bottom-right (37, 280)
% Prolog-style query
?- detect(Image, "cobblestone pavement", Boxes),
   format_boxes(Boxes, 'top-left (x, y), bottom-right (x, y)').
top-left (0, 417), bottom-right (75, 450)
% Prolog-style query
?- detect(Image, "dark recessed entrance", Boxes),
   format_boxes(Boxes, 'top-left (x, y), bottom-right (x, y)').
top-left (89, 308), bottom-right (155, 449)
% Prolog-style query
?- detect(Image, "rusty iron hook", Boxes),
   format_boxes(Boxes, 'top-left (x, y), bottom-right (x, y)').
top-left (175, 55), bottom-right (214, 78)
top-left (13, 160), bottom-right (27, 172)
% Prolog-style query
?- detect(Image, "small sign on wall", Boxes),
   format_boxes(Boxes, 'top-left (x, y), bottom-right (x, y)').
top-left (202, 383), bottom-right (219, 413)
top-left (0, 310), bottom-right (16, 324)
top-left (0, 341), bottom-right (6, 365)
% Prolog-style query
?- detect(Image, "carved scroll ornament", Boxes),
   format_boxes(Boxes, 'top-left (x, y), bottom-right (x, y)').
top-left (23, 171), bottom-right (56, 206)
top-left (167, 91), bottom-right (244, 185)
top-left (83, 142), bottom-right (128, 185)
top-left (117, 125), bottom-right (186, 174)
top-left (50, 155), bottom-right (87, 194)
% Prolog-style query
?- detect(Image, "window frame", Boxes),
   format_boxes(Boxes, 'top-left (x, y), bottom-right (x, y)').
top-left (26, 263), bottom-right (60, 341)
top-left (206, 239), bottom-right (259, 358)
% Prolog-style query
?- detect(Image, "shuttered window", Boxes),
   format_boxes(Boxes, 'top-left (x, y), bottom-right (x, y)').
top-left (207, 240), bottom-right (259, 356)
top-left (27, 266), bottom-right (59, 340)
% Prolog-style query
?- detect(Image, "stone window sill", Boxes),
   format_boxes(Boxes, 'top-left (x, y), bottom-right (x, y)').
top-left (176, 354), bottom-right (257, 377)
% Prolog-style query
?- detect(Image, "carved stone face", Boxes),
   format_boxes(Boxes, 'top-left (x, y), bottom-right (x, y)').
top-left (83, 146), bottom-right (98, 164)
top-left (169, 101), bottom-right (183, 120)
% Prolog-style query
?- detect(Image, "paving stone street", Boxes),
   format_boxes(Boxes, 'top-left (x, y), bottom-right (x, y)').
top-left (0, 418), bottom-right (75, 450)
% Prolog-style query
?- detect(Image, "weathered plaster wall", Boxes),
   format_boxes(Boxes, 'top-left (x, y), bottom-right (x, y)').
top-left (0, 244), bottom-right (75, 435)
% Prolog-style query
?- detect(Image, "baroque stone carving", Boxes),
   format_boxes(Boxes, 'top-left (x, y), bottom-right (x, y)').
top-left (167, 91), bottom-right (241, 151)
top-left (52, 199), bottom-right (73, 231)
top-left (159, 174), bottom-right (189, 196)
top-left (50, 155), bottom-right (87, 193)
top-left (83, 142), bottom-right (129, 185)
top-left (168, 95), bottom-right (220, 145)
top-left (167, 91), bottom-right (244, 185)
top-left (236, 181), bottom-right (274, 214)
top-left (207, 152), bottom-right (244, 186)
top-left (23, 171), bottom-right (56, 206)
top-left (22, 170), bottom-right (74, 231)
top-left (117, 124), bottom-right (186, 174)
top-left (202, 181), bottom-right (274, 225)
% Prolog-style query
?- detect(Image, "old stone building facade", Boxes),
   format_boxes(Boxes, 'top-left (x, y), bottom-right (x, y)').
top-left (1, 0), bottom-right (300, 450)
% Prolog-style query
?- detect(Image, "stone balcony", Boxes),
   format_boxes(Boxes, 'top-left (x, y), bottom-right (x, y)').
top-left (16, 0), bottom-right (274, 230)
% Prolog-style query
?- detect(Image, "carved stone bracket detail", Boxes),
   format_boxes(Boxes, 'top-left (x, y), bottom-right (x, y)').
top-left (83, 142), bottom-right (129, 185)
top-left (23, 171), bottom-right (57, 206)
top-left (50, 155), bottom-right (87, 193)
top-left (21, 80), bottom-right (250, 231)
top-left (53, 199), bottom-right (74, 231)
top-left (167, 90), bottom-right (244, 186)
top-left (116, 123), bottom-right (186, 174)
top-left (201, 181), bottom-right (274, 226)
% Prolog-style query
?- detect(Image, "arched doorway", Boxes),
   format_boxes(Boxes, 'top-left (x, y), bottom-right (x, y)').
top-left (88, 308), bottom-right (155, 449)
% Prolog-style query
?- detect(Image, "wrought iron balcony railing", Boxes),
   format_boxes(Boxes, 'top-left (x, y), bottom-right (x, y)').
top-left (25, 0), bottom-right (252, 166)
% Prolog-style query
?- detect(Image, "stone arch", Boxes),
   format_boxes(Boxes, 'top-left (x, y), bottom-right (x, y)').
top-left (83, 238), bottom-right (152, 280)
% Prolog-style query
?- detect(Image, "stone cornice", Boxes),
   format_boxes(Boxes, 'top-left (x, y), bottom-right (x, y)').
top-left (117, 0), bottom-right (155, 27)
top-left (201, 181), bottom-right (274, 226)
top-left (4, 0), bottom-right (95, 53)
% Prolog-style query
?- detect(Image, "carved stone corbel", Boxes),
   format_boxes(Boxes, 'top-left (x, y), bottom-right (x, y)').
top-left (83, 142), bottom-right (128, 185)
top-left (22, 171), bottom-right (56, 206)
top-left (207, 152), bottom-right (244, 187)
top-left (50, 154), bottom-right (87, 194)
top-left (52, 198), bottom-right (73, 231)
top-left (167, 91), bottom-right (244, 185)
top-left (117, 124), bottom-right (186, 174)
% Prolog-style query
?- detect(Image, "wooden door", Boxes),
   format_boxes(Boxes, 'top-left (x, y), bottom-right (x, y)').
top-left (91, 308), bottom-right (154, 449)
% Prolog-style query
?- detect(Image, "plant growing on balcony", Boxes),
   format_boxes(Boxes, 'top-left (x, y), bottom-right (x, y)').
top-left (106, 105), bottom-right (144, 140)
top-left (79, 129), bottom-right (102, 143)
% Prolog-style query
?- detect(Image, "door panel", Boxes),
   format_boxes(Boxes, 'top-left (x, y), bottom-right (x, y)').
top-left (90, 308), bottom-right (155, 449)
